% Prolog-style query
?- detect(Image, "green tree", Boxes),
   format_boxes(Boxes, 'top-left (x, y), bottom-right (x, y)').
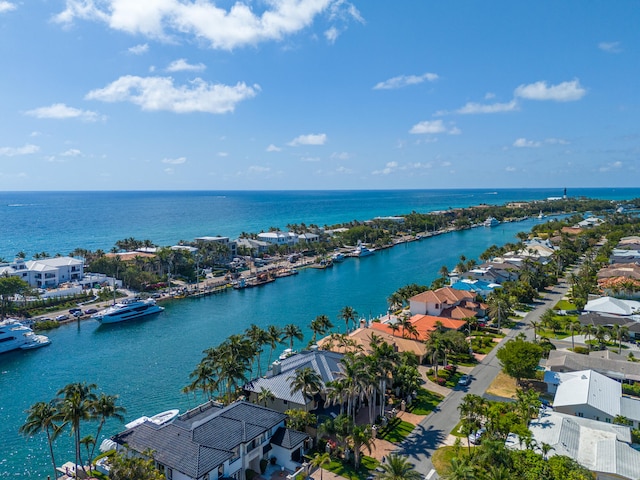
top-left (282, 323), bottom-right (304, 350)
top-left (374, 454), bottom-right (422, 480)
top-left (109, 451), bottom-right (166, 480)
top-left (347, 425), bottom-right (374, 469)
top-left (90, 393), bottom-right (126, 463)
top-left (496, 335), bottom-right (543, 385)
top-left (338, 305), bottom-right (359, 333)
top-left (309, 452), bottom-right (331, 480)
top-left (0, 275), bottom-right (31, 318)
top-left (257, 387), bottom-right (275, 407)
top-left (19, 401), bottom-right (63, 480)
top-left (289, 367), bottom-right (323, 411)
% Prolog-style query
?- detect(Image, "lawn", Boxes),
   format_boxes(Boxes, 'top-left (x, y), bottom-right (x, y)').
top-left (432, 445), bottom-right (472, 476)
top-left (322, 456), bottom-right (379, 480)
top-left (554, 299), bottom-right (577, 311)
top-left (485, 371), bottom-right (517, 398)
top-left (376, 418), bottom-right (415, 443)
top-left (408, 388), bottom-right (443, 415)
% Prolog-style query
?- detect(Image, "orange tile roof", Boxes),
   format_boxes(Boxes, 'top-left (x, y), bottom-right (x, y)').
top-left (316, 328), bottom-right (427, 361)
top-left (409, 287), bottom-right (474, 306)
top-left (369, 314), bottom-right (466, 341)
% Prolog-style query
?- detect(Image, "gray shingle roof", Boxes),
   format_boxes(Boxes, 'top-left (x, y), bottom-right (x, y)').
top-left (113, 401), bottom-right (287, 479)
top-left (270, 427), bottom-right (309, 449)
top-left (244, 350), bottom-right (344, 404)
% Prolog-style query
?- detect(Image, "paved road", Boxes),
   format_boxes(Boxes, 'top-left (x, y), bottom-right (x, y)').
top-left (396, 278), bottom-right (573, 478)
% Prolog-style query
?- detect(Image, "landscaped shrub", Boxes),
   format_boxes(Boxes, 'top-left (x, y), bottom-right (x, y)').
top-left (444, 364), bottom-right (457, 374)
top-left (427, 368), bottom-right (434, 376)
top-left (437, 369), bottom-right (450, 379)
top-left (572, 346), bottom-right (590, 355)
top-left (623, 383), bottom-right (640, 398)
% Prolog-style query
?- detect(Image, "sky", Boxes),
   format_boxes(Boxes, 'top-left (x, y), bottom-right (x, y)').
top-left (0, 1), bottom-right (638, 191)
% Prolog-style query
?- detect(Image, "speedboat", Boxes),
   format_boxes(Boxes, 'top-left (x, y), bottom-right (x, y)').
top-left (354, 241), bottom-right (375, 257)
top-left (124, 409), bottom-right (179, 429)
top-left (92, 298), bottom-right (164, 324)
top-left (331, 252), bottom-right (345, 263)
top-left (483, 217), bottom-right (500, 227)
top-left (537, 211), bottom-right (546, 219)
top-left (0, 319), bottom-right (51, 354)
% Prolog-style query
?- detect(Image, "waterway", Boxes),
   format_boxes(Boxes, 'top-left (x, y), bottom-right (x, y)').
top-left (2, 217), bottom-right (556, 477)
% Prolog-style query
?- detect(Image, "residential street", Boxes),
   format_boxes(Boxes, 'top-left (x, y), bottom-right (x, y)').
top-left (396, 278), bottom-right (573, 478)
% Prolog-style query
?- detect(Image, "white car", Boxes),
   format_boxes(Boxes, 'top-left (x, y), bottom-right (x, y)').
top-left (468, 428), bottom-right (486, 445)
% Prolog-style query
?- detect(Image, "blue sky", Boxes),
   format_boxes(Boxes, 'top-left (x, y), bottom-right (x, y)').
top-left (0, 1), bottom-right (638, 191)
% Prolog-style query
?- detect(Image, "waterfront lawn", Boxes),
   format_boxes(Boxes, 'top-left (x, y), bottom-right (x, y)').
top-left (554, 299), bottom-right (578, 311)
top-left (377, 418), bottom-right (415, 443)
top-left (408, 388), bottom-right (444, 415)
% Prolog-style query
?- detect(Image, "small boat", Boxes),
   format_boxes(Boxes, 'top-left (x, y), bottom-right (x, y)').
top-left (537, 211), bottom-right (546, 219)
top-left (331, 252), bottom-right (345, 263)
top-left (354, 241), bottom-right (375, 257)
top-left (125, 409), bottom-right (179, 429)
top-left (0, 319), bottom-right (51, 354)
top-left (92, 298), bottom-right (164, 324)
top-left (279, 348), bottom-right (296, 360)
top-left (483, 217), bottom-right (500, 227)
top-left (312, 258), bottom-right (333, 269)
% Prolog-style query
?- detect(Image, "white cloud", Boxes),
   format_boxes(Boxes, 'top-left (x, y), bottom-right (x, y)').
top-left (217, 152), bottom-right (228, 157)
top-left (86, 76), bottom-right (259, 114)
top-left (335, 166), bottom-right (353, 174)
top-left (248, 165), bottom-right (271, 174)
top-left (409, 119), bottom-right (459, 135)
top-left (484, 92), bottom-right (496, 100)
top-left (514, 79), bottom-right (586, 102)
top-left (288, 133), bottom-right (327, 146)
top-left (164, 167), bottom-right (175, 175)
top-left (545, 138), bottom-right (569, 145)
top-left (330, 151), bottom-right (350, 160)
top-left (25, 103), bottom-right (99, 121)
top-left (599, 41), bottom-right (622, 53)
top-left (301, 156), bottom-right (320, 162)
top-left (128, 43), bottom-right (149, 55)
top-left (166, 58), bottom-right (206, 72)
top-left (506, 166), bottom-right (517, 172)
top-left (54, 0), bottom-right (358, 50)
top-left (599, 161), bottom-right (623, 172)
top-left (61, 148), bottom-right (82, 156)
top-left (162, 156), bottom-right (186, 164)
top-left (0, 144), bottom-right (39, 157)
top-left (266, 144), bottom-right (282, 152)
top-left (0, 1), bottom-right (16, 13)
top-left (324, 27), bottom-right (339, 44)
top-left (442, 99), bottom-right (518, 115)
top-left (373, 72), bottom-right (439, 90)
top-left (513, 138), bottom-right (541, 148)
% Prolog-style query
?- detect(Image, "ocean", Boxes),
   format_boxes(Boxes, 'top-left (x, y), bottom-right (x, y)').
top-left (0, 188), bottom-right (638, 478)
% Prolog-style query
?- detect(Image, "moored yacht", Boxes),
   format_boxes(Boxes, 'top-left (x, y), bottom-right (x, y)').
top-left (92, 298), bottom-right (164, 324)
top-left (354, 241), bottom-right (375, 257)
top-left (483, 217), bottom-right (500, 227)
top-left (0, 319), bottom-right (51, 354)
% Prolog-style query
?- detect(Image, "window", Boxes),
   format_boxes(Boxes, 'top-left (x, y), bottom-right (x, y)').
top-left (577, 412), bottom-right (584, 418)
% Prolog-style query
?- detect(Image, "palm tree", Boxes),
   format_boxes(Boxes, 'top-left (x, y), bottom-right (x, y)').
top-left (257, 387), bottom-right (275, 407)
top-left (309, 452), bottom-right (332, 480)
top-left (310, 314), bottom-right (334, 344)
top-left (529, 319), bottom-right (541, 342)
top-left (289, 367), bottom-right (323, 411)
top-left (57, 382), bottom-right (98, 476)
top-left (184, 360), bottom-right (218, 400)
top-left (443, 457), bottom-right (475, 480)
top-left (19, 401), bottom-right (63, 480)
top-left (265, 325), bottom-right (283, 365)
top-left (89, 393), bottom-right (126, 463)
top-left (282, 323), bottom-right (304, 350)
top-left (581, 324), bottom-right (595, 350)
top-left (374, 454), bottom-right (422, 480)
top-left (347, 425), bottom-right (374, 469)
top-left (486, 291), bottom-right (513, 330)
top-left (338, 305), bottom-right (358, 333)
top-left (245, 324), bottom-right (268, 377)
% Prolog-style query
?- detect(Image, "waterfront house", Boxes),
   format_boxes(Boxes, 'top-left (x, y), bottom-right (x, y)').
top-left (317, 327), bottom-right (428, 363)
top-left (449, 279), bottom-right (501, 298)
top-left (236, 238), bottom-right (271, 254)
top-left (297, 232), bottom-right (320, 244)
top-left (195, 236), bottom-right (238, 259)
top-left (244, 349), bottom-right (343, 413)
top-left (257, 232), bottom-right (298, 246)
top-left (369, 314), bottom-right (467, 341)
top-left (0, 256), bottom-right (84, 288)
top-left (545, 349), bottom-right (640, 383)
top-left (408, 287), bottom-right (485, 319)
top-left (113, 400), bottom-right (310, 480)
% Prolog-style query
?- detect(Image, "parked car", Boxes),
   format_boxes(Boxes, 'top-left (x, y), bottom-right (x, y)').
top-left (468, 428), bottom-right (486, 445)
top-left (55, 314), bottom-right (69, 321)
top-left (458, 374), bottom-right (471, 386)
top-left (69, 307), bottom-right (82, 314)
top-left (84, 308), bottom-right (98, 315)
top-left (72, 311), bottom-right (83, 317)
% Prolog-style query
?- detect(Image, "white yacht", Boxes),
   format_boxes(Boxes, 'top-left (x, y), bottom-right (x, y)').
top-left (0, 320), bottom-right (51, 354)
top-left (354, 241), bottom-right (375, 257)
top-left (92, 298), bottom-right (164, 324)
top-left (483, 217), bottom-right (500, 227)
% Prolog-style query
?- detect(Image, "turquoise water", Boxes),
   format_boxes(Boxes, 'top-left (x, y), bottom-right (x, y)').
top-left (1, 188), bottom-right (639, 477)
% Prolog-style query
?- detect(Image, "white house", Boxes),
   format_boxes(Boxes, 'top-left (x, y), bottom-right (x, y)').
top-left (0, 257), bottom-right (84, 288)
top-left (584, 297), bottom-right (640, 317)
top-left (547, 369), bottom-right (640, 428)
top-left (113, 401), bottom-right (310, 480)
top-left (297, 233), bottom-right (320, 244)
top-left (257, 232), bottom-right (298, 246)
top-left (506, 409), bottom-right (640, 480)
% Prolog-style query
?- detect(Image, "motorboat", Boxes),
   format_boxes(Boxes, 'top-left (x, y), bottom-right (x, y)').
top-left (0, 319), bottom-right (51, 354)
top-left (537, 211), bottom-right (546, 219)
top-left (125, 409), bottom-right (179, 429)
top-left (354, 241), bottom-right (375, 257)
top-left (331, 252), bottom-right (345, 263)
top-left (483, 217), bottom-right (500, 227)
top-left (92, 298), bottom-right (164, 324)
top-left (278, 348), bottom-right (296, 360)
